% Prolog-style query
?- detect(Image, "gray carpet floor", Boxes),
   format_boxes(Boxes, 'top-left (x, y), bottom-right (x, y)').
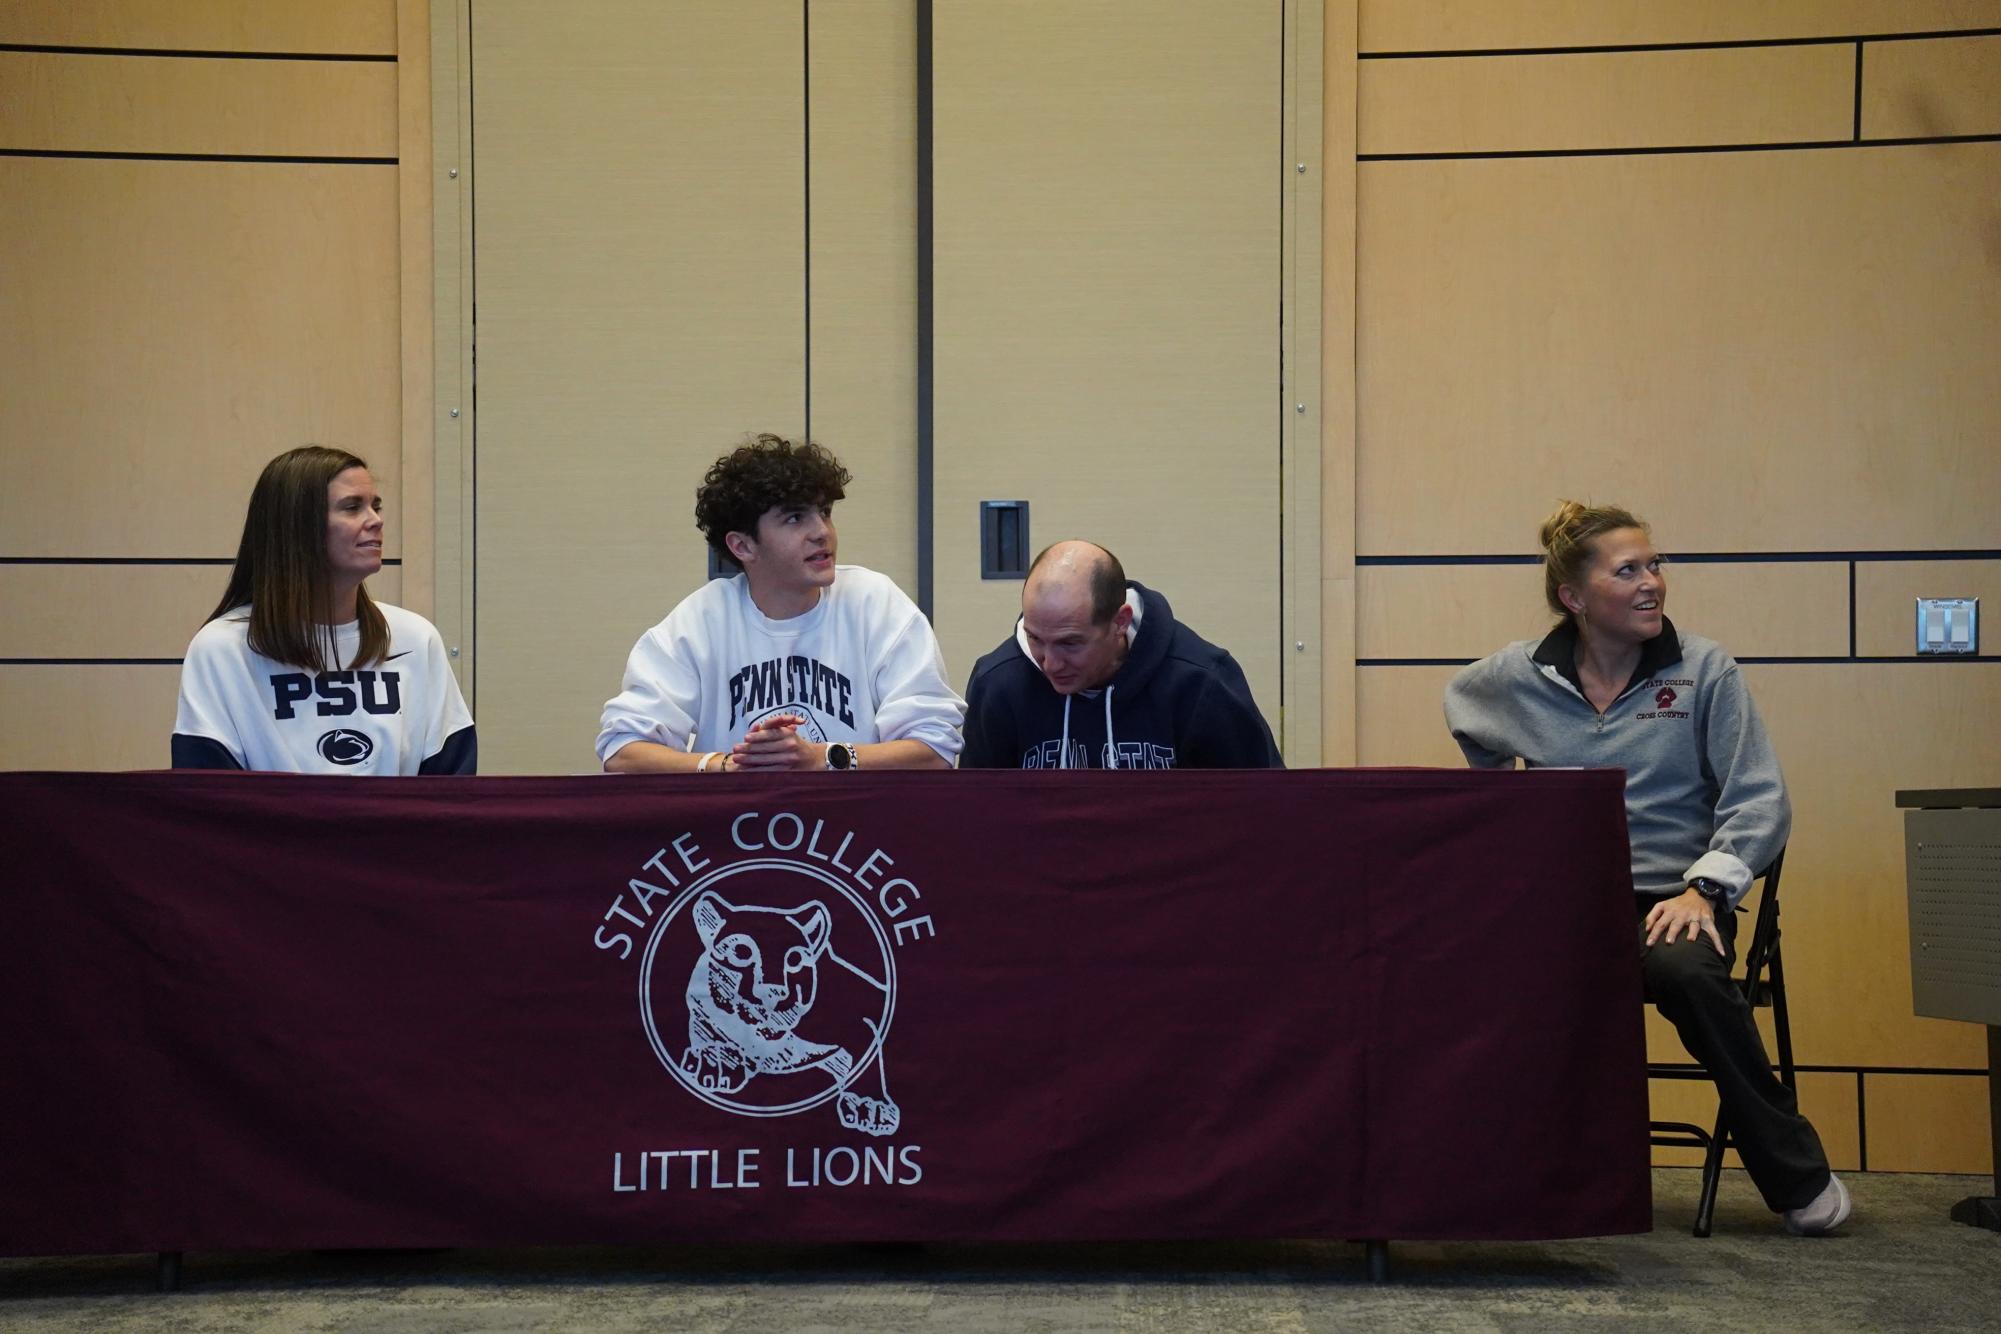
top-left (3, 1170), bottom-right (1997, 1332)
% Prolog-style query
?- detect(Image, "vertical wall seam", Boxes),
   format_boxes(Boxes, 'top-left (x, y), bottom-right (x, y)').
top-left (1848, 560), bottom-right (1858, 658)
top-left (466, 0), bottom-right (478, 706)
top-left (1278, 0), bottom-right (1289, 723)
top-left (803, 1), bottom-right (812, 443)
top-left (916, 0), bottom-right (935, 619)
top-left (1856, 1072), bottom-right (1869, 1171)
top-left (1852, 41), bottom-right (1865, 142)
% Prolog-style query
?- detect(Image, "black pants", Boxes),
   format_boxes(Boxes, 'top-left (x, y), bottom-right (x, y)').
top-left (1640, 897), bottom-right (1831, 1212)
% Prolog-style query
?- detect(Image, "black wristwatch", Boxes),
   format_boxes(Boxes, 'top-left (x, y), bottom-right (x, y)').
top-left (824, 742), bottom-right (857, 772)
top-left (1690, 877), bottom-right (1729, 906)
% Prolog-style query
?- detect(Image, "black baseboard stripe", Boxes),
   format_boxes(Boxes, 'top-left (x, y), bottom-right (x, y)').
top-left (1652, 1063), bottom-right (1986, 1078)
top-left (2, 148), bottom-right (396, 165)
top-left (1358, 550), bottom-right (2001, 565)
top-left (1359, 656), bottom-right (1996, 667)
top-left (1359, 28), bottom-right (2001, 60)
top-left (1362, 133), bottom-right (2001, 162)
top-left (1, 658), bottom-right (184, 667)
top-left (1, 557), bottom-right (401, 566)
top-left (0, 44), bottom-right (396, 61)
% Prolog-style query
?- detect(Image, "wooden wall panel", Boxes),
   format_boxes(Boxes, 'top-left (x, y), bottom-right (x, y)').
top-left (1862, 34), bottom-right (2001, 139)
top-left (1359, 45), bottom-right (1852, 156)
top-left (0, 666), bottom-right (180, 772)
top-left (0, 566), bottom-right (403, 660)
top-left (1597, 561), bottom-right (1851, 659)
top-left (1866, 1073), bottom-right (1995, 1173)
top-left (0, 159), bottom-right (403, 558)
top-left (0, 0), bottom-right (395, 53)
top-left (1855, 560), bottom-right (2001, 657)
top-left (469, 1), bottom-right (805, 773)
top-left (1358, 566), bottom-right (1549, 662)
top-left (932, 0), bottom-right (1284, 721)
top-left (1748, 663), bottom-right (1999, 1071)
top-left (0, 51), bottom-right (396, 157)
top-left (1647, 1076), bottom-right (1725, 1170)
top-left (1354, 665), bottom-right (1463, 766)
top-left (1357, 562), bottom-right (1849, 661)
top-left (1360, 1), bottom-right (2001, 52)
top-left (1357, 143), bottom-right (2001, 554)
top-left (1650, 1072), bottom-right (1861, 1173)
top-left (806, 0), bottom-right (918, 599)
top-left (3, 1), bottom-right (425, 774)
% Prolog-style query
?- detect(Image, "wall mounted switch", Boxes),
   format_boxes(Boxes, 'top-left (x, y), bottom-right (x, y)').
top-left (980, 501), bottom-right (1030, 580)
top-left (1915, 598), bottom-right (1979, 655)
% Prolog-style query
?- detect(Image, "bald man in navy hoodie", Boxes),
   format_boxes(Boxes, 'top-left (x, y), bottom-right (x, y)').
top-left (959, 541), bottom-right (1282, 770)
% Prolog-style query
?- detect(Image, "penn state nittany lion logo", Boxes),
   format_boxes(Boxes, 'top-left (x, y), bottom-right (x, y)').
top-left (745, 706), bottom-right (828, 743)
top-left (316, 728), bottom-right (374, 765)
top-left (639, 861), bottom-right (901, 1136)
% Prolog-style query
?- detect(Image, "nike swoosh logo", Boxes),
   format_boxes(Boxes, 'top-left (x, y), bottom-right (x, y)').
top-left (385, 652), bottom-right (412, 662)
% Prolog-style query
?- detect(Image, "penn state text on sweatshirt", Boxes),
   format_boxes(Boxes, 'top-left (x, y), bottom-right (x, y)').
top-left (598, 565), bottom-right (965, 764)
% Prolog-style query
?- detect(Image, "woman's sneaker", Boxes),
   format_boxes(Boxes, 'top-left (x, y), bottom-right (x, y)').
top-left (1784, 1174), bottom-right (1852, 1235)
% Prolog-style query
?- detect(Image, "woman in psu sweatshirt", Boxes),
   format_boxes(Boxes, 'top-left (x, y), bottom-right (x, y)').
top-left (1443, 501), bottom-right (1847, 1236)
top-left (173, 446), bottom-right (475, 775)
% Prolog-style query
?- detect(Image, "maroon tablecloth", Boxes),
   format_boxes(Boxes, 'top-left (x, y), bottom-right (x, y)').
top-left (0, 768), bottom-right (1647, 1254)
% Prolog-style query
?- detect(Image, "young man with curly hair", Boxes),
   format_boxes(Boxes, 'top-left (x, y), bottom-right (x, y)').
top-left (597, 435), bottom-right (964, 774)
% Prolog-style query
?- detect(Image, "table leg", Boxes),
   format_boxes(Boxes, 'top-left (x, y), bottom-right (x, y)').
top-left (156, 1251), bottom-right (182, 1292)
top-left (1365, 1239), bottom-right (1390, 1283)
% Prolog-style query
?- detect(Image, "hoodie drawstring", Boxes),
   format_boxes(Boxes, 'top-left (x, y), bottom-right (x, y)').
top-left (1057, 685), bottom-right (1117, 769)
top-left (1103, 686), bottom-right (1118, 769)
top-left (1058, 694), bottom-right (1072, 770)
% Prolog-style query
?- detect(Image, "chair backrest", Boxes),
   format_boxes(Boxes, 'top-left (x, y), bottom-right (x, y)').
top-left (1738, 847), bottom-right (1785, 1008)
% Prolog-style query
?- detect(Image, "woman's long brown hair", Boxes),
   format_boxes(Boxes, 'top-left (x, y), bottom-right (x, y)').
top-left (206, 446), bottom-right (389, 671)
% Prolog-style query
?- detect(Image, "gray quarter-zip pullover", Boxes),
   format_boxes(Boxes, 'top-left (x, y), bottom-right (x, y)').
top-left (1443, 618), bottom-right (1790, 907)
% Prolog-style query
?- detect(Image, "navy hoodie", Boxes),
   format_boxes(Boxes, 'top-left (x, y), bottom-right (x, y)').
top-left (959, 582), bottom-right (1282, 769)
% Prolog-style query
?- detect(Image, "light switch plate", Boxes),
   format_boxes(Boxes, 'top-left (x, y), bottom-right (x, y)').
top-left (1915, 598), bottom-right (1979, 655)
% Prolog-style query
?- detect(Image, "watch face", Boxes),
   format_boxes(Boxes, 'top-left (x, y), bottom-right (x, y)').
top-left (827, 743), bottom-right (853, 771)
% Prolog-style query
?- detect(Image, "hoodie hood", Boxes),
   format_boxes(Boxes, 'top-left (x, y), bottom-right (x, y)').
top-left (961, 581), bottom-right (1282, 771)
top-left (1011, 585), bottom-right (1148, 693)
top-left (1008, 584), bottom-right (1160, 768)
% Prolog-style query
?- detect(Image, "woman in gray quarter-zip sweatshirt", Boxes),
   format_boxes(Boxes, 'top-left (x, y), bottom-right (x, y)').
top-left (1442, 500), bottom-right (1850, 1238)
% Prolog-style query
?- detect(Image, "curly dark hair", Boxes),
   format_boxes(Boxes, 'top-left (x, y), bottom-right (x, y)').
top-left (696, 434), bottom-right (852, 571)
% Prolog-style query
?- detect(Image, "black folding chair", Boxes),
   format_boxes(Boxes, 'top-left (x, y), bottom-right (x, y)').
top-left (1648, 849), bottom-right (1794, 1237)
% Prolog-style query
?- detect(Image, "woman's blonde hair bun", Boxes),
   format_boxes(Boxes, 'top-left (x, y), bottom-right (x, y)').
top-left (1539, 499), bottom-right (1648, 622)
